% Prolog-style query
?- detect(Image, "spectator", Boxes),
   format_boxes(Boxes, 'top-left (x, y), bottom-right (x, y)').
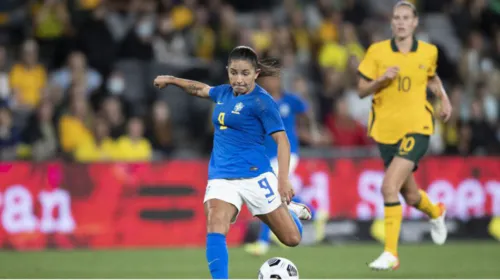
top-left (189, 7), bottom-right (216, 61)
top-left (215, 5), bottom-right (239, 60)
top-left (74, 117), bottom-right (115, 162)
top-left (0, 105), bottom-right (21, 160)
top-left (457, 120), bottom-right (473, 155)
top-left (58, 95), bottom-right (93, 154)
top-left (459, 31), bottom-right (489, 89)
top-left (100, 96), bottom-right (126, 139)
top-left (342, 23), bottom-right (365, 62)
top-left (0, 45), bottom-right (9, 100)
top-left (9, 39), bottom-right (47, 110)
top-left (316, 9), bottom-right (341, 44)
top-left (317, 33), bottom-right (349, 72)
top-left (467, 99), bottom-right (499, 154)
top-left (105, 71), bottom-right (126, 96)
top-left (290, 10), bottom-right (312, 64)
top-left (475, 82), bottom-right (498, 125)
top-left (50, 51), bottom-right (102, 94)
top-left (145, 100), bottom-right (174, 157)
top-left (32, 0), bottom-right (71, 68)
top-left (21, 100), bottom-right (57, 161)
top-left (251, 13), bottom-right (274, 53)
top-left (324, 94), bottom-right (370, 147)
top-left (170, 0), bottom-right (195, 31)
top-left (318, 67), bottom-right (344, 120)
top-left (114, 117), bottom-right (152, 161)
top-left (77, 4), bottom-right (118, 77)
top-left (119, 15), bottom-right (154, 61)
top-left (0, 0), bottom-right (29, 45)
top-left (152, 13), bottom-right (190, 65)
top-left (342, 0), bottom-right (368, 26)
top-left (440, 84), bottom-right (464, 155)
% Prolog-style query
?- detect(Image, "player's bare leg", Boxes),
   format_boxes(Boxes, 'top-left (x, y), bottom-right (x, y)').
top-left (369, 156), bottom-right (412, 271)
top-left (204, 199), bottom-right (238, 278)
top-left (401, 175), bottom-right (447, 245)
top-left (257, 204), bottom-right (304, 247)
top-left (205, 199), bottom-right (238, 234)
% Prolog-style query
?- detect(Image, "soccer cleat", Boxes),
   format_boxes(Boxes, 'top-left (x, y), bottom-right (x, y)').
top-left (430, 203), bottom-right (448, 245)
top-left (314, 210), bottom-right (329, 242)
top-left (288, 202), bottom-right (312, 220)
top-left (244, 241), bottom-right (269, 256)
top-left (368, 251), bottom-right (400, 271)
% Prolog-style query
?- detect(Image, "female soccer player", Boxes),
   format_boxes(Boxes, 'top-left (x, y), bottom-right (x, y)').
top-left (244, 66), bottom-right (328, 256)
top-left (357, 1), bottom-right (452, 270)
top-left (154, 46), bottom-right (311, 279)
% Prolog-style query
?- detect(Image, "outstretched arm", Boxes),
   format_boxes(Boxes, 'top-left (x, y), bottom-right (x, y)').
top-left (154, 75), bottom-right (211, 98)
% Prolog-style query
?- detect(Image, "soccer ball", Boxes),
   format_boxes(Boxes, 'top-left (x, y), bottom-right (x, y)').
top-left (258, 257), bottom-right (299, 279)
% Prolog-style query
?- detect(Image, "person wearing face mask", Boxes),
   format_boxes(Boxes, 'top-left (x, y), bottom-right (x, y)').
top-left (152, 14), bottom-right (189, 64)
top-left (106, 72), bottom-right (126, 95)
top-left (118, 16), bottom-right (155, 61)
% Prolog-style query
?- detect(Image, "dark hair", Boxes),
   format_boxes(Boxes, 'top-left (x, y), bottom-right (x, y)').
top-left (394, 0), bottom-right (418, 17)
top-left (228, 46), bottom-right (280, 77)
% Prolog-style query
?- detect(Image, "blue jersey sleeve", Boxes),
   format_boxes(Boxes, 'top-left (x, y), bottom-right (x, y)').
top-left (290, 94), bottom-right (308, 114)
top-left (256, 96), bottom-right (285, 135)
top-left (208, 84), bottom-right (230, 103)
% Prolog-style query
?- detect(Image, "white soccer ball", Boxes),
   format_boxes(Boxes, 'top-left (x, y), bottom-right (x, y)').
top-left (258, 257), bottom-right (299, 279)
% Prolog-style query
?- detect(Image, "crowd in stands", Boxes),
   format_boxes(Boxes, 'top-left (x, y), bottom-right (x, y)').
top-left (0, 0), bottom-right (499, 161)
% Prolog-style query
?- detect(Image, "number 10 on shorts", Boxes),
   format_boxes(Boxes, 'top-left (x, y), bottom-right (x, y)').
top-left (258, 178), bottom-right (275, 202)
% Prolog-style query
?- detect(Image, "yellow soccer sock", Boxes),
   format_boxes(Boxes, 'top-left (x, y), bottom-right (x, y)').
top-left (415, 189), bottom-right (441, 219)
top-left (384, 202), bottom-right (402, 256)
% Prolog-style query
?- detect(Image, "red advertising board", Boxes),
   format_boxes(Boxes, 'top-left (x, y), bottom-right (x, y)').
top-left (0, 158), bottom-right (499, 250)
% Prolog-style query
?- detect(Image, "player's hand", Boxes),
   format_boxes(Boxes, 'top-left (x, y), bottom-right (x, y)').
top-left (154, 75), bottom-right (174, 89)
top-left (380, 67), bottom-right (400, 83)
top-left (440, 96), bottom-right (453, 122)
top-left (278, 178), bottom-right (294, 205)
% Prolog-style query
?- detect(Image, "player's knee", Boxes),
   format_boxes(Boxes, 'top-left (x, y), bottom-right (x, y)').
top-left (280, 232), bottom-right (301, 247)
top-left (206, 208), bottom-right (231, 234)
top-left (381, 182), bottom-right (399, 198)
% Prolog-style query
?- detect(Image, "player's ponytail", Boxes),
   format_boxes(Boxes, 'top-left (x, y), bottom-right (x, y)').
top-left (257, 57), bottom-right (281, 78)
top-left (228, 46), bottom-right (281, 77)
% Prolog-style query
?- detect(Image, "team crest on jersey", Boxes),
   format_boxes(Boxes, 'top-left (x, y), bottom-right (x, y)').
top-left (232, 102), bottom-right (244, 114)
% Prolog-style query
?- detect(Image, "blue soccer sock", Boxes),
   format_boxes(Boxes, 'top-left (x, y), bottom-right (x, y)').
top-left (206, 233), bottom-right (228, 279)
top-left (289, 210), bottom-right (303, 237)
top-left (258, 222), bottom-right (271, 244)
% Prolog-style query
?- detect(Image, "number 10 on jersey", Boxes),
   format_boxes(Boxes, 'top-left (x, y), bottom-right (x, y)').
top-left (398, 76), bottom-right (411, 92)
top-left (218, 113), bottom-right (227, 130)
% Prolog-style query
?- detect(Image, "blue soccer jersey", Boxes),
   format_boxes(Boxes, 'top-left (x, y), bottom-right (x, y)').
top-left (208, 84), bottom-right (285, 179)
top-left (264, 92), bottom-right (308, 159)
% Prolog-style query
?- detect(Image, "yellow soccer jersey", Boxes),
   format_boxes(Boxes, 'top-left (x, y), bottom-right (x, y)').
top-left (358, 38), bottom-right (437, 144)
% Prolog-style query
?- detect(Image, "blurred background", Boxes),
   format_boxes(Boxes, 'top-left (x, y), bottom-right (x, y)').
top-left (0, 0), bottom-right (499, 160)
top-left (0, 0), bottom-right (499, 278)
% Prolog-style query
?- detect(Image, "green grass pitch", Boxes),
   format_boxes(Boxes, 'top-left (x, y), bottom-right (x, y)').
top-left (0, 242), bottom-right (499, 278)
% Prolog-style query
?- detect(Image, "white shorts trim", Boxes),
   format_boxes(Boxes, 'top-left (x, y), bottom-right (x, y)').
top-left (203, 172), bottom-right (282, 223)
top-left (270, 153), bottom-right (299, 176)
